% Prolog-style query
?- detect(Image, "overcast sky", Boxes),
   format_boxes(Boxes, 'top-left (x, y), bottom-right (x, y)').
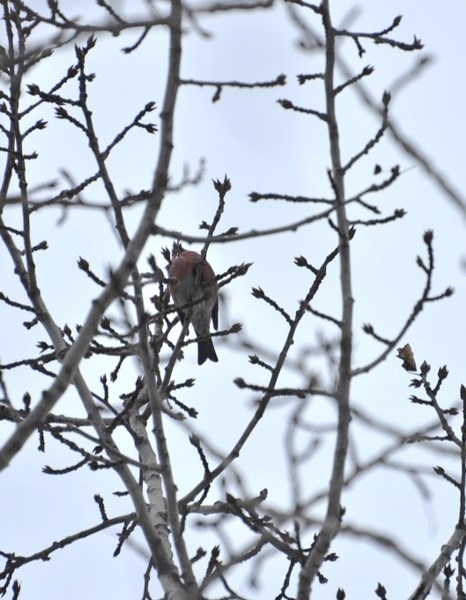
top-left (1, 1), bottom-right (466, 598)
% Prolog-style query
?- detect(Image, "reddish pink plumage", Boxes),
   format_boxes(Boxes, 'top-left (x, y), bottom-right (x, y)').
top-left (169, 245), bottom-right (218, 365)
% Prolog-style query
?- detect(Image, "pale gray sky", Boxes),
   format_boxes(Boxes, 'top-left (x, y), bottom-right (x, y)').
top-left (1, 1), bottom-right (465, 598)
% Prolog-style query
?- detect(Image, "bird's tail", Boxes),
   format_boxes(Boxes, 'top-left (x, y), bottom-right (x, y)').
top-left (197, 336), bottom-right (218, 365)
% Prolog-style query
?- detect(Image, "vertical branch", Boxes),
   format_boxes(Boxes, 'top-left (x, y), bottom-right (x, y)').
top-left (4, 3), bottom-right (37, 295)
top-left (74, 16), bottom-right (196, 592)
top-left (459, 385), bottom-right (466, 527)
top-left (457, 385), bottom-right (466, 596)
top-left (0, 0), bottom-right (19, 211)
top-left (298, 0), bottom-right (353, 595)
top-left (134, 1), bottom-right (198, 596)
top-left (75, 37), bottom-right (130, 248)
top-left (75, 27), bottom-right (196, 590)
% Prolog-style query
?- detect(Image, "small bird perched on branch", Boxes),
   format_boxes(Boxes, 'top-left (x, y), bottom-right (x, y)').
top-left (169, 243), bottom-right (219, 365)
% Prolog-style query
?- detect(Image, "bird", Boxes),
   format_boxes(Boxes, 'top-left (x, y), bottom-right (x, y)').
top-left (168, 243), bottom-right (219, 365)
